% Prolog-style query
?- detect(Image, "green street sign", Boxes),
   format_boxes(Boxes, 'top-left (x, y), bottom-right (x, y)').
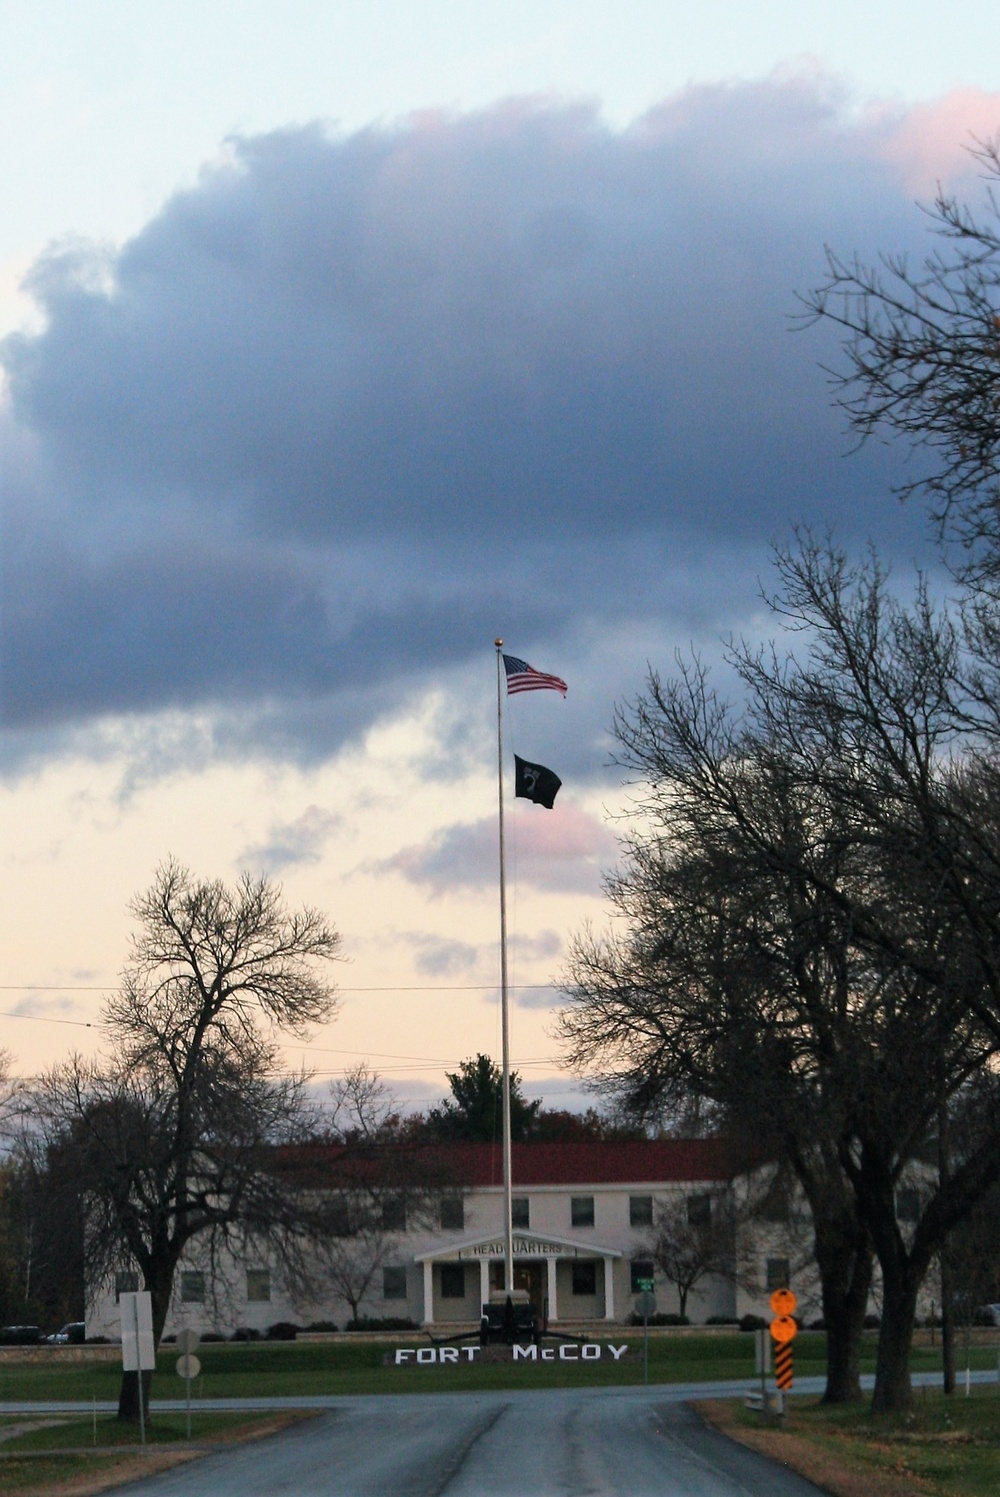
top-left (637, 1278), bottom-right (654, 1292)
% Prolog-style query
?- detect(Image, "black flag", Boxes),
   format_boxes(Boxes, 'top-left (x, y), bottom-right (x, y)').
top-left (514, 755), bottom-right (562, 809)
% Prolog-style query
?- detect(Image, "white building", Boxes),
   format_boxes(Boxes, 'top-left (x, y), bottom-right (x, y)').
top-left (87, 1139), bottom-right (845, 1339)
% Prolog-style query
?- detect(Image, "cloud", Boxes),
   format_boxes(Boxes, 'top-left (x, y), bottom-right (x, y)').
top-left (239, 804), bottom-right (342, 873)
top-left (4, 75), bottom-right (972, 762)
top-left (373, 802), bottom-right (616, 895)
top-left (404, 933), bottom-right (483, 977)
top-left (512, 985), bottom-right (563, 1011)
top-left (4, 993), bottom-right (90, 1021)
top-left (511, 929), bottom-right (562, 962)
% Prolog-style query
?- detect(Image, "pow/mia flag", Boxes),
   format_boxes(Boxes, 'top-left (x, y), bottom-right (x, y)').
top-left (514, 755), bottom-right (562, 809)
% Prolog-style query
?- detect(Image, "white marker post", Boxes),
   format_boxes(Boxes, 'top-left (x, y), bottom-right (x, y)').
top-left (175, 1329), bottom-right (202, 1439)
top-left (119, 1291), bottom-right (155, 1445)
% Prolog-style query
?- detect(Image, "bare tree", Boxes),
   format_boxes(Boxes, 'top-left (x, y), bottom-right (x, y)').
top-left (320, 1203), bottom-right (404, 1327)
top-left (319, 1063), bottom-right (447, 1326)
top-left (800, 137), bottom-right (1000, 589)
top-left (647, 1194), bottom-right (735, 1321)
top-left (28, 859), bottom-right (340, 1421)
top-left (329, 1063), bottom-right (401, 1143)
top-left (560, 536), bottom-right (1000, 1412)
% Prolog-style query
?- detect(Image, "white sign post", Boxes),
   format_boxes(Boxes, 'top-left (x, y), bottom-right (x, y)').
top-left (175, 1329), bottom-right (201, 1439)
top-left (119, 1291), bottom-right (155, 1446)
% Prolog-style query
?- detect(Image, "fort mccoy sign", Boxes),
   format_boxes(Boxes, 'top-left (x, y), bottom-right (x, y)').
top-left (393, 1343), bottom-right (628, 1365)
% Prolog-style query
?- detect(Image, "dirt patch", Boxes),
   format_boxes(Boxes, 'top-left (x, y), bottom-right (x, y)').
top-left (695, 1399), bottom-right (935, 1497)
top-left (0, 1419), bottom-right (71, 1444)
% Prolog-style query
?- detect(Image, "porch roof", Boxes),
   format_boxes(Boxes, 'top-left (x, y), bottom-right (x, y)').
top-left (414, 1230), bottom-right (623, 1263)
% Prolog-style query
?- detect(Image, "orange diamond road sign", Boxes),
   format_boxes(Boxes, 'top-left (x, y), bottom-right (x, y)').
top-left (769, 1288), bottom-right (797, 1317)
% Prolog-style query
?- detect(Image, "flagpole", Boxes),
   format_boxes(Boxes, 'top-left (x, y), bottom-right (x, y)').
top-left (495, 637), bottom-right (514, 1296)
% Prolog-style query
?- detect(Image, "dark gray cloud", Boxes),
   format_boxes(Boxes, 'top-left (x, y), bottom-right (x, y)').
top-left (404, 933), bottom-right (483, 977)
top-left (1, 77), bottom-right (955, 760)
top-left (239, 804), bottom-right (342, 874)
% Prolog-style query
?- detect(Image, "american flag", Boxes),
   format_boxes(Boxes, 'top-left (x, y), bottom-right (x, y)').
top-left (502, 654), bottom-right (568, 697)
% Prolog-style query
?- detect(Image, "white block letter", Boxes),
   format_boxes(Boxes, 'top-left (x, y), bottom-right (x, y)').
top-left (581, 1343), bottom-right (600, 1360)
top-left (608, 1344), bottom-right (628, 1360)
top-left (513, 1344), bottom-right (537, 1360)
top-left (394, 1349), bottom-right (414, 1364)
top-left (417, 1347), bottom-right (436, 1363)
top-left (440, 1347), bottom-right (459, 1363)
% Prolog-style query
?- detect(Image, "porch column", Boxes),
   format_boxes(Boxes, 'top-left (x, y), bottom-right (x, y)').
top-left (422, 1260), bottom-right (434, 1326)
top-left (603, 1256), bottom-right (615, 1321)
top-left (480, 1258), bottom-right (490, 1307)
top-left (546, 1256), bottom-right (558, 1323)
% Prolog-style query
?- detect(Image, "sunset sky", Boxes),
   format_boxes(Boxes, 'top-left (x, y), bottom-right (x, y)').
top-left (3, 2), bottom-right (1000, 1110)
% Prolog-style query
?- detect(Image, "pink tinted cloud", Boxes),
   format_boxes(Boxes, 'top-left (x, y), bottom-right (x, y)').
top-left (368, 802), bottom-right (616, 895)
top-left (870, 89), bottom-right (1000, 193)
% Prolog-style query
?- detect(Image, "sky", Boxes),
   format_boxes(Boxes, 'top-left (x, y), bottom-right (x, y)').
top-left (3, 2), bottom-right (1000, 1112)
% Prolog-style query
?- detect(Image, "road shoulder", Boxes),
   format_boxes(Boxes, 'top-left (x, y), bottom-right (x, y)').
top-left (694, 1399), bottom-right (927, 1497)
top-left (0, 1411), bottom-right (316, 1496)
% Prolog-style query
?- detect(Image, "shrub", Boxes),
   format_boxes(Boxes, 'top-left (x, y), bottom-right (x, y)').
top-left (266, 1321), bottom-right (299, 1341)
top-left (200, 1331), bottom-right (225, 1342)
top-left (863, 1314), bottom-right (881, 1329)
top-left (306, 1320), bottom-right (340, 1332)
top-left (230, 1327), bottom-right (261, 1342)
top-left (705, 1316), bottom-right (739, 1326)
top-left (345, 1315), bottom-right (418, 1332)
top-left (626, 1311), bottom-right (689, 1327)
top-left (739, 1314), bottom-right (767, 1332)
top-left (808, 1318), bottom-right (826, 1330)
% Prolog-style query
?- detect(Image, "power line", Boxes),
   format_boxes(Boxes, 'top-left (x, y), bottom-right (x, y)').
top-left (0, 982), bottom-right (560, 993)
top-left (1, 1010), bottom-right (96, 1027)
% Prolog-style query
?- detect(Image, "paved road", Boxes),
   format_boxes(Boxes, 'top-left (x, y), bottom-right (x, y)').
top-left (109, 1386), bottom-right (826, 1496)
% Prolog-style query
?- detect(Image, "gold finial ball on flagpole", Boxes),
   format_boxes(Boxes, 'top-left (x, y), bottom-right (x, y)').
top-left (495, 637), bottom-right (503, 647)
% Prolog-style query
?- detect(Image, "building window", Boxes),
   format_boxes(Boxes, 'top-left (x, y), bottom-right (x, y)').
top-left (511, 1197), bottom-right (530, 1229)
top-left (246, 1269), bottom-right (271, 1303)
top-left (571, 1196), bottom-right (595, 1228)
top-left (330, 1196), bottom-right (353, 1236)
top-left (381, 1195), bottom-right (407, 1232)
top-left (896, 1188), bottom-right (920, 1223)
top-left (383, 1266), bottom-right (407, 1300)
top-left (180, 1271), bottom-right (206, 1304)
top-left (114, 1271), bottom-right (139, 1302)
top-left (572, 1261), bottom-right (597, 1296)
top-left (687, 1194), bottom-right (712, 1227)
top-left (440, 1196), bottom-right (464, 1231)
top-left (629, 1195), bottom-right (653, 1228)
top-left (440, 1264), bottom-right (466, 1299)
top-left (766, 1258), bottom-right (790, 1292)
top-left (630, 1260), bottom-right (655, 1294)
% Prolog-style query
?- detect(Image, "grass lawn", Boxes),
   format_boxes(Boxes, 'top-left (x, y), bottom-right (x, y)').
top-left (701, 1386), bottom-right (1000, 1497)
top-left (1, 1331), bottom-right (998, 1401)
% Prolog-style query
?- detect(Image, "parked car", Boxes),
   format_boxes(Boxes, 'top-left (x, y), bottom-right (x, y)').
top-left (0, 1325), bottom-right (42, 1345)
top-left (46, 1322), bottom-right (86, 1344)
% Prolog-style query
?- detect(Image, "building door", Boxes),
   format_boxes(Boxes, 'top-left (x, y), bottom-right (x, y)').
top-left (515, 1262), bottom-right (544, 1317)
top-left (489, 1261), bottom-right (545, 1316)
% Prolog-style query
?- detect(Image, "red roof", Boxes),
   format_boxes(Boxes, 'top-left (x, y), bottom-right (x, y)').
top-left (277, 1138), bottom-right (738, 1188)
top-left (445, 1139), bottom-right (738, 1188)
